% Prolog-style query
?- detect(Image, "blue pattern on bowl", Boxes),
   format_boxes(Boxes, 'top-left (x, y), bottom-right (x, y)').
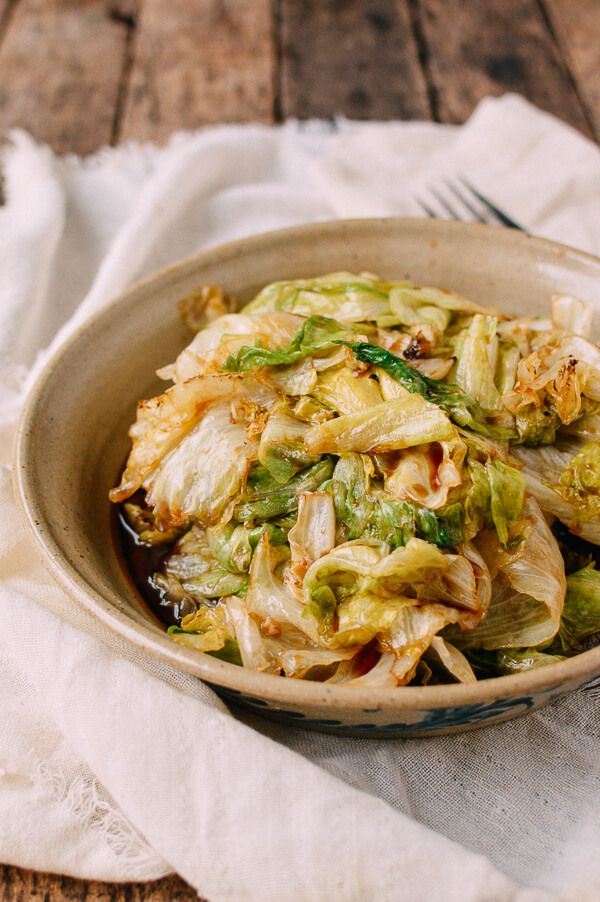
top-left (212, 684), bottom-right (574, 736)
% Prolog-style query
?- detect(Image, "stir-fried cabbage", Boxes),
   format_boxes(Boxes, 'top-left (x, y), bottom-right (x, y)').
top-left (511, 442), bottom-right (600, 545)
top-left (111, 272), bottom-right (600, 686)
top-left (159, 312), bottom-right (304, 382)
top-left (145, 402), bottom-right (260, 529)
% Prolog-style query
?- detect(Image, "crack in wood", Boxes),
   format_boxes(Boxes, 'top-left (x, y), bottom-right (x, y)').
top-left (537, 0), bottom-right (600, 142)
top-left (271, 0), bottom-right (283, 123)
top-left (107, 0), bottom-right (138, 29)
top-left (405, 0), bottom-right (439, 121)
top-left (110, 0), bottom-right (138, 145)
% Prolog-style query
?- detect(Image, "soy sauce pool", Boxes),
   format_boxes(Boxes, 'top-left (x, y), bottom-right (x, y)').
top-left (113, 494), bottom-right (181, 628)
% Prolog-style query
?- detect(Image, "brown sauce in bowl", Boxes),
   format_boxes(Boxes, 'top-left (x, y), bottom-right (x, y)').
top-left (112, 494), bottom-right (181, 627)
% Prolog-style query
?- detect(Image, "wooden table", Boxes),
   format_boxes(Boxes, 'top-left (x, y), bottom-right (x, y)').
top-left (1, 1), bottom-right (600, 899)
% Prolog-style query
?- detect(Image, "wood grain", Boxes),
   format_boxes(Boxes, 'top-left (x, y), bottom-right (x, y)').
top-left (543, 0), bottom-right (600, 140)
top-left (0, 0), bottom-right (15, 30)
top-left (0, 0), bottom-right (129, 155)
top-left (119, 0), bottom-right (274, 143)
top-left (415, 0), bottom-right (592, 135)
top-left (278, 0), bottom-right (430, 120)
top-left (0, 866), bottom-right (199, 901)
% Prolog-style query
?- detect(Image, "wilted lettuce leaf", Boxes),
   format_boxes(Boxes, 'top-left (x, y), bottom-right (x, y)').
top-left (304, 396), bottom-right (456, 455)
top-left (205, 638), bottom-right (244, 665)
top-left (122, 502), bottom-right (183, 546)
top-left (110, 374), bottom-right (276, 503)
top-left (328, 453), bottom-right (463, 549)
top-left (340, 341), bottom-right (493, 435)
top-left (303, 538), bottom-right (449, 638)
top-left (160, 312), bottom-right (303, 382)
top-left (226, 591), bottom-right (357, 677)
top-left (455, 315), bottom-right (501, 411)
top-left (512, 443), bottom-right (600, 545)
top-left (557, 564), bottom-right (600, 651)
top-left (387, 283), bottom-right (493, 315)
top-left (553, 441), bottom-right (600, 520)
top-left (496, 648), bottom-right (566, 673)
top-left (303, 537), bottom-right (486, 662)
top-left (206, 523), bottom-right (254, 573)
top-left (495, 343), bottom-right (521, 396)
top-left (378, 287), bottom-right (451, 331)
top-left (288, 492), bottom-right (336, 572)
top-left (168, 603), bottom-right (234, 653)
top-left (242, 272), bottom-right (492, 324)
top-left (454, 498), bottom-right (565, 650)
top-left (145, 402), bottom-right (259, 529)
top-left (514, 405), bottom-right (561, 446)
top-left (180, 569), bottom-right (248, 599)
top-left (267, 358), bottom-right (318, 396)
top-left (383, 437), bottom-right (466, 511)
top-left (245, 535), bottom-right (317, 640)
top-left (258, 407), bottom-right (321, 483)
top-left (386, 604), bottom-right (465, 685)
top-left (505, 337), bottom-right (600, 439)
top-left (426, 636), bottom-right (477, 683)
top-left (234, 458), bottom-right (335, 524)
top-left (312, 366), bottom-right (383, 415)
top-left (223, 315), bottom-right (362, 372)
top-left (161, 525), bottom-right (249, 599)
top-left (465, 458), bottom-right (526, 546)
top-left (240, 272), bottom-right (393, 322)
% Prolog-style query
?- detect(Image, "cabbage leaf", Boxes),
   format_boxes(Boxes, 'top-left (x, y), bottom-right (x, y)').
top-left (455, 315), bottom-right (501, 411)
top-left (145, 402), bottom-right (259, 528)
top-left (258, 407), bottom-right (321, 483)
top-left (159, 312), bottom-right (303, 382)
top-left (110, 374), bottom-right (276, 503)
top-left (223, 315), bottom-right (363, 372)
top-left (234, 458), bottom-right (335, 524)
top-left (328, 453), bottom-right (463, 549)
top-left (304, 395), bottom-right (456, 455)
top-left (465, 457), bottom-right (526, 546)
top-left (557, 563), bottom-right (600, 651)
top-left (512, 443), bottom-right (600, 545)
top-left (241, 272), bottom-right (393, 322)
top-left (454, 498), bottom-right (566, 649)
top-left (552, 441), bottom-right (600, 520)
top-left (312, 366), bottom-right (383, 415)
top-left (384, 437), bottom-right (467, 510)
top-left (340, 342), bottom-right (493, 435)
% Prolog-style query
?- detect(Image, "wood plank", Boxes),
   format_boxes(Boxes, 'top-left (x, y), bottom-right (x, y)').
top-left (542, 0), bottom-right (600, 140)
top-left (415, 0), bottom-right (592, 135)
top-left (0, 0), bottom-right (15, 32)
top-left (119, 0), bottom-right (274, 143)
top-left (0, 0), bottom-right (130, 155)
top-left (0, 865), bottom-right (200, 901)
top-left (279, 0), bottom-right (430, 120)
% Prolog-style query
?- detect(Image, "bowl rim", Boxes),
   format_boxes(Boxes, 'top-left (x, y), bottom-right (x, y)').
top-left (14, 216), bottom-right (600, 712)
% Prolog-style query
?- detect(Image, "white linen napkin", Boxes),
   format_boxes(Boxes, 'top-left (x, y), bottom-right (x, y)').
top-left (1, 94), bottom-right (599, 902)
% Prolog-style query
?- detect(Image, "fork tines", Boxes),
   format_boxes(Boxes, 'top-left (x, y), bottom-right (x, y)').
top-left (415, 175), bottom-right (527, 232)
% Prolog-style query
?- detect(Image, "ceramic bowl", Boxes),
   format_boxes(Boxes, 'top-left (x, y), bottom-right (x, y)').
top-left (14, 218), bottom-right (600, 737)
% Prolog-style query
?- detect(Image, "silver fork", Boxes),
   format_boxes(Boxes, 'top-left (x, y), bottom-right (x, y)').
top-left (414, 175), bottom-right (528, 233)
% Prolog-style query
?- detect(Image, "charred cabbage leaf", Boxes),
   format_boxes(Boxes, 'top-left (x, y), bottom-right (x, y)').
top-left (339, 342), bottom-right (493, 435)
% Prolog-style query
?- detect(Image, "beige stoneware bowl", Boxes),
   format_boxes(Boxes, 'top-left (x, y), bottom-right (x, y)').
top-left (14, 218), bottom-right (600, 736)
